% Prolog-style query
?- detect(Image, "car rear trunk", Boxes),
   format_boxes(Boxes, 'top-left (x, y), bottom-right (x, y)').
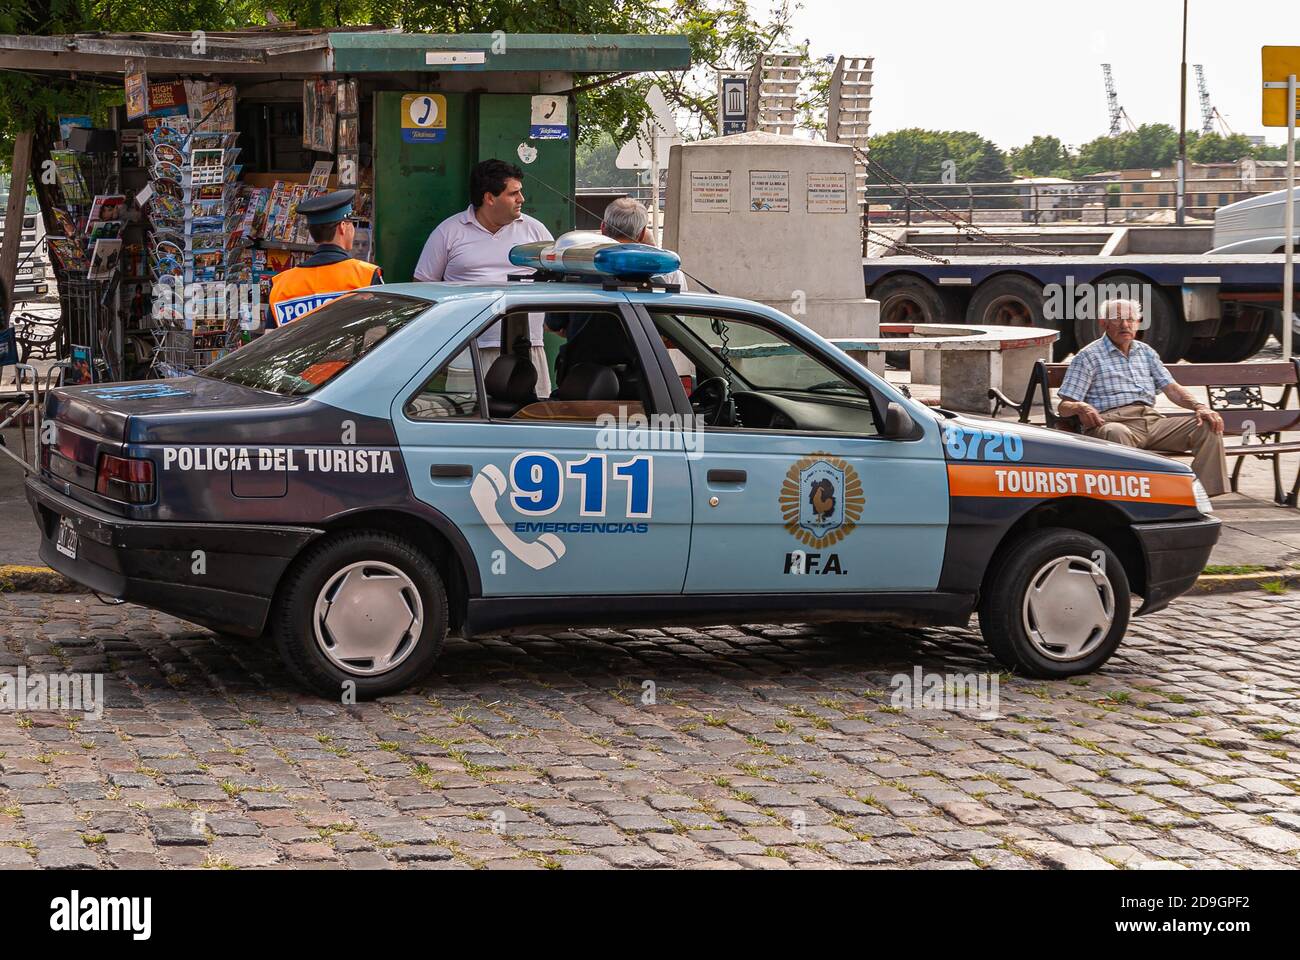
top-left (40, 376), bottom-right (299, 512)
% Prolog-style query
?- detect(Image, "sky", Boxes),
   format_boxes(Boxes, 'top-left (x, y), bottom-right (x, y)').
top-left (781, 0), bottom-right (1299, 149)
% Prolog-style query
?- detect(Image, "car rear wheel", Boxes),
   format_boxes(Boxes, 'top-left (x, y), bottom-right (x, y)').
top-left (978, 528), bottom-right (1130, 678)
top-left (272, 531), bottom-right (448, 698)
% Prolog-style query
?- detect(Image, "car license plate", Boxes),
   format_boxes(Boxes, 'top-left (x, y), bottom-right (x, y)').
top-left (55, 516), bottom-right (78, 560)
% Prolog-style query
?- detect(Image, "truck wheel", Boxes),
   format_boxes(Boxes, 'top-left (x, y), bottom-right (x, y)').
top-left (272, 531), bottom-right (448, 699)
top-left (1074, 276), bottom-right (1188, 362)
top-left (978, 528), bottom-right (1130, 679)
top-left (1185, 323), bottom-right (1272, 363)
top-left (872, 275), bottom-right (963, 368)
top-left (966, 274), bottom-right (1074, 360)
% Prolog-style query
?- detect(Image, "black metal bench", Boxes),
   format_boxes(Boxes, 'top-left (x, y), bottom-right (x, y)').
top-left (990, 358), bottom-right (1300, 506)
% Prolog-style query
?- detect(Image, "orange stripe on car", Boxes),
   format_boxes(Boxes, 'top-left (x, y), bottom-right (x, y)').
top-left (947, 464), bottom-right (1196, 506)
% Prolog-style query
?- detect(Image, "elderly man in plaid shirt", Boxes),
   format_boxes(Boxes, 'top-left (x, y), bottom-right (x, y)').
top-left (1058, 298), bottom-right (1229, 496)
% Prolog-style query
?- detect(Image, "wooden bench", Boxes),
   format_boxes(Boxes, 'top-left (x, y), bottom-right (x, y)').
top-left (989, 358), bottom-right (1300, 506)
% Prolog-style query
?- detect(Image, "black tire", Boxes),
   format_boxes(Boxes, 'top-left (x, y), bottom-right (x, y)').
top-left (966, 273), bottom-right (1075, 361)
top-left (978, 528), bottom-right (1131, 679)
top-left (872, 275), bottom-right (963, 369)
top-left (1184, 322), bottom-right (1272, 363)
top-left (272, 531), bottom-right (448, 699)
top-left (1072, 275), bottom-right (1188, 363)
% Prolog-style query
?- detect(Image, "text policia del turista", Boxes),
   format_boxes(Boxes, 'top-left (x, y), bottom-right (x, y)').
top-left (161, 446), bottom-right (396, 474)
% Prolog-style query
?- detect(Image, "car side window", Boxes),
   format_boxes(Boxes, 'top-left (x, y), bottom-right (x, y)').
top-left (485, 309), bottom-right (658, 423)
top-left (405, 344), bottom-right (481, 420)
top-left (649, 310), bottom-right (879, 436)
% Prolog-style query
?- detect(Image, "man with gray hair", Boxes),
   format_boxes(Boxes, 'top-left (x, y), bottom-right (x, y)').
top-left (545, 198), bottom-right (687, 385)
top-left (598, 197), bottom-right (687, 289)
top-left (1058, 298), bottom-right (1228, 495)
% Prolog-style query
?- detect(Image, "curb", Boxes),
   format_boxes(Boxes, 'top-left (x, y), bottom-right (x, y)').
top-left (1190, 569), bottom-right (1300, 596)
top-left (0, 565), bottom-right (87, 594)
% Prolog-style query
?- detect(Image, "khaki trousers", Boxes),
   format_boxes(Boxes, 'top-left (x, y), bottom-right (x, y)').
top-left (1085, 403), bottom-right (1230, 496)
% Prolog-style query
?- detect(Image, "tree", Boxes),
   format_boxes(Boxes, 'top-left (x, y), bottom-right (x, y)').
top-left (865, 129), bottom-right (1011, 184)
top-left (576, 135), bottom-right (641, 189)
top-left (1189, 133), bottom-right (1256, 165)
top-left (1074, 123), bottom-right (1180, 175)
top-left (1009, 135), bottom-right (1072, 178)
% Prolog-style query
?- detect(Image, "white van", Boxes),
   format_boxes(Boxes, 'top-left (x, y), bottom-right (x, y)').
top-left (1211, 188), bottom-right (1300, 344)
top-left (1211, 187), bottom-right (1300, 254)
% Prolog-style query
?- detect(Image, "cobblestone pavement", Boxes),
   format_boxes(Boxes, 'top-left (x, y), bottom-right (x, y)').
top-left (1, 590), bottom-right (1299, 870)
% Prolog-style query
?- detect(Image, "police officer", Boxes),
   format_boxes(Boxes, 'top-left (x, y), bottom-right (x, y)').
top-left (268, 189), bottom-right (382, 326)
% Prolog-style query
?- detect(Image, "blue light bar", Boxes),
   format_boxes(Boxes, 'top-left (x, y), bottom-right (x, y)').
top-left (508, 241), bottom-right (551, 271)
top-left (507, 236), bottom-right (681, 283)
top-left (592, 244), bottom-right (681, 281)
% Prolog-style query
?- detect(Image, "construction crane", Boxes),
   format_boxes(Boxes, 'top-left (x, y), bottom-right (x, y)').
top-left (1194, 64), bottom-right (1236, 136)
top-left (1102, 64), bottom-right (1136, 136)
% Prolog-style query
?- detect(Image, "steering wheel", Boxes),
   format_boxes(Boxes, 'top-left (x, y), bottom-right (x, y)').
top-left (690, 376), bottom-right (732, 426)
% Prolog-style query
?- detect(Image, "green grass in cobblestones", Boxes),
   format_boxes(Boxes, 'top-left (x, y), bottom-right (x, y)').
top-left (219, 781), bottom-right (241, 798)
top-left (82, 834), bottom-right (105, 846)
top-left (1, 805), bottom-right (21, 818)
top-left (411, 763), bottom-right (444, 790)
top-left (1260, 580), bottom-right (1289, 595)
top-left (703, 714), bottom-right (727, 727)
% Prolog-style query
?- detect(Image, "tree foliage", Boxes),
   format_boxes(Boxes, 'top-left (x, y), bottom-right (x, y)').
top-left (866, 128), bottom-right (1011, 184)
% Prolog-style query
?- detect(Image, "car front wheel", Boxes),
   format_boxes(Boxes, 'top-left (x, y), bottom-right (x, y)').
top-left (978, 528), bottom-right (1130, 678)
top-left (272, 531), bottom-right (448, 698)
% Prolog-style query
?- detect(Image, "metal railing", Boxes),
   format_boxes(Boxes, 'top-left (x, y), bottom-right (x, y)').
top-left (579, 176), bottom-right (1294, 227)
top-left (860, 176), bottom-right (1293, 227)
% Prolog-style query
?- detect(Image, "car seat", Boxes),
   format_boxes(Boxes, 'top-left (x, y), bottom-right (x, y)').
top-left (485, 353), bottom-right (539, 417)
top-left (551, 363), bottom-right (619, 402)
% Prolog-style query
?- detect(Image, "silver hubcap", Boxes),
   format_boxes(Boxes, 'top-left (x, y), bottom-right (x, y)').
top-left (1021, 554), bottom-right (1115, 662)
top-left (313, 561), bottom-right (424, 676)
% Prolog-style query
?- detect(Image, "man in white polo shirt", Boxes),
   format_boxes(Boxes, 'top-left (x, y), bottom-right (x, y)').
top-left (413, 159), bottom-right (554, 395)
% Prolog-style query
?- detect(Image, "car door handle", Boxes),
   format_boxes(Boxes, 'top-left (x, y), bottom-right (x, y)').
top-left (708, 469), bottom-right (747, 484)
top-left (430, 464), bottom-right (473, 479)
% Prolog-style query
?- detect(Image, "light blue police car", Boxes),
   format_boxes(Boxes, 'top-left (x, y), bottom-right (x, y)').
top-left (28, 234), bottom-right (1220, 697)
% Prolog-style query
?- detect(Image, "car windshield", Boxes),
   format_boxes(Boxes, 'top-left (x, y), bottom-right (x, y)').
top-left (200, 291), bottom-right (431, 396)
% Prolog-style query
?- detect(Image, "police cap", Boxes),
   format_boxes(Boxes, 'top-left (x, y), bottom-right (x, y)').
top-left (297, 189), bottom-right (356, 225)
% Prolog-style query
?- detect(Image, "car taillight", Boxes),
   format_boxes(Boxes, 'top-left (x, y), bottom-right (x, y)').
top-left (96, 454), bottom-right (155, 503)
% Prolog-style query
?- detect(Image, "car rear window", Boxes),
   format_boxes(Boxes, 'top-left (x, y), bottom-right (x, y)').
top-left (200, 291), bottom-right (431, 396)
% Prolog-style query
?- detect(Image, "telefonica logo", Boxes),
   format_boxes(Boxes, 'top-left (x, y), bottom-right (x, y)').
top-left (49, 891), bottom-right (151, 941)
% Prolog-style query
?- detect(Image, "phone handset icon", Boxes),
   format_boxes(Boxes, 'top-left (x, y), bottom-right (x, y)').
top-left (471, 464), bottom-right (566, 570)
top-left (417, 97), bottom-right (433, 125)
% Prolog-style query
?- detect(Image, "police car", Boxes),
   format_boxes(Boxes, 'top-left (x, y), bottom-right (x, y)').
top-left (27, 234), bottom-right (1221, 698)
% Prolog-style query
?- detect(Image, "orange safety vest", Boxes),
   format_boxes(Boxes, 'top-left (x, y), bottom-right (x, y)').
top-left (268, 258), bottom-right (381, 326)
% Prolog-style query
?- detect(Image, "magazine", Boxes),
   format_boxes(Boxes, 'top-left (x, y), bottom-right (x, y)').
top-left (308, 160), bottom-right (334, 188)
top-left (336, 78), bottom-right (358, 116)
top-left (50, 151), bottom-right (89, 205)
top-left (87, 238), bottom-right (123, 279)
top-left (88, 194), bottom-right (126, 223)
top-left (337, 116), bottom-right (358, 152)
top-left (49, 238), bottom-right (89, 273)
top-left (49, 207), bottom-right (77, 239)
top-left (124, 60), bottom-right (149, 120)
top-left (303, 79), bottom-right (337, 153)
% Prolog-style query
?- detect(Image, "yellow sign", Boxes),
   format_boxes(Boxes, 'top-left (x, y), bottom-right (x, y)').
top-left (400, 94), bottom-right (447, 143)
top-left (1262, 46), bottom-right (1300, 127)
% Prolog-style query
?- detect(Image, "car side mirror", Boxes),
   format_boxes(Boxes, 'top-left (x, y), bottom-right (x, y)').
top-left (884, 401), bottom-right (917, 439)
